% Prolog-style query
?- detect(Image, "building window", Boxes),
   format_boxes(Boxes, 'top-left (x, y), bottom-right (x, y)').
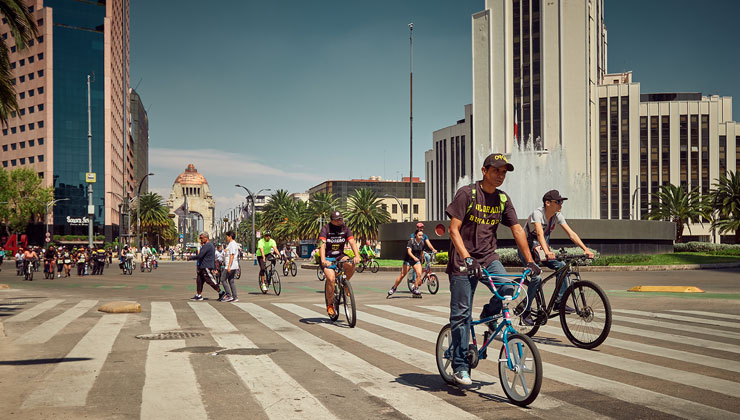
top-left (19, 157), bottom-right (25, 164)
top-left (37, 86), bottom-right (43, 94)
top-left (680, 115), bottom-right (688, 189)
top-left (661, 116), bottom-right (670, 186)
top-left (690, 115), bottom-right (699, 190)
top-left (28, 5), bottom-right (33, 12)
top-left (38, 137), bottom-right (44, 145)
top-left (28, 122), bottom-right (34, 130)
top-left (38, 154), bottom-right (44, 162)
top-left (1, 129), bottom-right (5, 136)
top-left (10, 62), bottom-right (15, 69)
top-left (620, 97), bottom-right (630, 219)
top-left (650, 116), bottom-right (659, 210)
top-left (19, 92), bottom-right (24, 99)
top-left (28, 39), bottom-right (33, 46)
top-left (461, 135), bottom-right (466, 177)
top-left (28, 72), bottom-right (34, 80)
top-left (38, 104), bottom-right (43, 111)
top-left (11, 159), bottom-right (16, 166)
top-left (381, 203), bottom-right (387, 211)
top-left (719, 135), bottom-right (727, 175)
top-left (10, 45), bottom-right (16, 53)
top-left (20, 140), bottom-right (25, 148)
top-left (28, 105), bottom-right (34, 113)
top-left (28, 89), bottom-right (34, 97)
top-left (610, 97), bottom-right (618, 219)
top-left (2, 161), bottom-right (6, 167)
top-left (28, 56), bottom-right (34, 63)
top-left (29, 139), bottom-right (34, 147)
top-left (19, 108), bottom-right (25, 116)
top-left (37, 52), bottom-right (43, 60)
top-left (1, 144), bottom-right (6, 151)
top-left (599, 98), bottom-right (608, 219)
top-left (639, 116), bottom-right (648, 218)
top-left (38, 120), bottom-right (43, 128)
top-left (37, 18), bottom-right (43, 26)
top-left (37, 172), bottom-right (43, 179)
top-left (19, 58), bottom-right (24, 66)
top-left (701, 114), bottom-right (709, 194)
top-left (37, 70), bottom-right (43, 77)
top-left (19, 75), bottom-right (24, 82)
top-left (736, 136), bottom-right (739, 173)
top-left (413, 204), bottom-right (419, 214)
top-left (28, 156), bottom-right (34, 163)
top-left (11, 127), bottom-right (16, 134)
top-left (1, 33), bottom-right (6, 40)
top-left (20, 125), bottom-right (25, 132)
top-left (392, 204), bottom-right (397, 214)
top-left (38, 36), bottom-right (43, 43)
top-left (403, 204), bottom-right (408, 214)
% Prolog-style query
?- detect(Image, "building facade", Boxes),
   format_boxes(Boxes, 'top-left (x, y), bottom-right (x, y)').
top-left (166, 164), bottom-right (216, 241)
top-left (307, 177), bottom-right (426, 222)
top-left (0, 0), bottom-right (131, 242)
top-left (130, 88), bottom-right (149, 195)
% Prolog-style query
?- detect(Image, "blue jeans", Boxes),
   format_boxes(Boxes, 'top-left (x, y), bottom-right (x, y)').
top-left (409, 252), bottom-right (431, 282)
top-left (449, 259), bottom-right (514, 374)
top-left (517, 249), bottom-right (567, 313)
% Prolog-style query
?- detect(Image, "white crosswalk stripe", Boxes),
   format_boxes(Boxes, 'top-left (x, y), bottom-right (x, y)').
top-left (4, 299), bottom-right (64, 323)
top-left (239, 302), bottom-right (480, 420)
top-left (141, 302), bottom-right (207, 420)
top-left (190, 302), bottom-right (337, 419)
top-left (615, 309), bottom-right (740, 329)
top-left (667, 310), bottom-right (740, 321)
top-left (22, 313), bottom-right (127, 408)
top-left (15, 300), bottom-right (98, 344)
top-left (2, 297), bottom-right (740, 419)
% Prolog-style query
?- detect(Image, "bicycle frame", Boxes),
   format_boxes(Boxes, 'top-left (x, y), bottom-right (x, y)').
top-left (531, 257), bottom-right (584, 320)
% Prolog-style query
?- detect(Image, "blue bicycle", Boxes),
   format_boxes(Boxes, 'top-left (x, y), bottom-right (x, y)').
top-left (435, 268), bottom-right (543, 406)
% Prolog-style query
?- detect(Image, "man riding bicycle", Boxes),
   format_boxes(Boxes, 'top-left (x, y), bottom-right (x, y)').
top-left (446, 153), bottom-right (540, 386)
top-left (319, 210), bottom-right (360, 318)
top-left (22, 247), bottom-right (38, 279)
top-left (359, 240), bottom-right (375, 264)
top-left (256, 231), bottom-right (280, 293)
top-left (519, 189), bottom-right (594, 326)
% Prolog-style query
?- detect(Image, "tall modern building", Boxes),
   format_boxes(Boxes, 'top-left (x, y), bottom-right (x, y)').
top-left (425, 0), bottom-right (738, 242)
top-left (130, 88), bottom-right (149, 196)
top-left (0, 0), bottom-right (130, 242)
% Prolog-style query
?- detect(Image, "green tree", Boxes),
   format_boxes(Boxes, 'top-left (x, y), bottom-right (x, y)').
top-left (0, 0), bottom-right (38, 125)
top-left (709, 171), bottom-right (740, 243)
top-left (0, 168), bottom-right (53, 235)
top-left (344, 188), bottom-right (390, 245)
top-left (131, 192), bottom-right (170, 245)
top-left (299, 192), bottom-right (340, 239)
top-left (647, 184), bottom-right (708, 242)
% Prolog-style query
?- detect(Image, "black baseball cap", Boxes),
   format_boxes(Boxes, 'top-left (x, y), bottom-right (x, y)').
top-left (330, 210), bottom-right (343, 220)
top-left (483, 153), bottom-right (514, 171)
top-left (543, 190), bottom-right (568, 202)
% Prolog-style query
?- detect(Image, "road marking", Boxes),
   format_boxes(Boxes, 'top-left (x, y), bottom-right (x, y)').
top-left (377, 305), bottom-right (740, 419)
top-left (142, 302), bottom-right (206, 420)
top-left (293, 304), bottom-right (610, 420)
top-left (22, 314), bottom-right (127, 408)
top-left (4, 299), bottom-right (64, 323)
top-left (15, 300), bottom-right (98, 344)
top-left (612, 314), bottom-right (740, 340)
top-left (136, 285), bottom-right (149, 290)
top-left (614, 309), bottom-right (740, 329)
top-left (190, 303), bottom-right (335, 420)
top-left (239, 302), bottom-right (480, 420)
top-left (367, 304), bottom-right (446, 326)
top-left (667, 310), bottom-right (740, 322)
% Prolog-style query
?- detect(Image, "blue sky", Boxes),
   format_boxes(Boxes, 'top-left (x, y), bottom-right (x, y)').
top-left (131, 0), bottom-right (739, 216)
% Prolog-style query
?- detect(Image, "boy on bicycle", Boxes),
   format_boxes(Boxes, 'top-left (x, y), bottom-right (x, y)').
top-left (359, 241), bottom-right (375, 264)
top-left (446, 153), bottom-right (539, 386)
top-left (519, 190), bottom-right (594, 326)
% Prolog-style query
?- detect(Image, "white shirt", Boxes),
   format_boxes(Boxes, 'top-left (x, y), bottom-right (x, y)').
top-left (215, 249), bottom-right (224, 263)
top-left (225, 241), bottom-right (240, 270)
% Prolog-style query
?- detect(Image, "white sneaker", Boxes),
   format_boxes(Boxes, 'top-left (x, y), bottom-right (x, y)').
top-left (261, 284), bottom-right (268, 292)
top-left (454, 370), bottom-right (472, 386)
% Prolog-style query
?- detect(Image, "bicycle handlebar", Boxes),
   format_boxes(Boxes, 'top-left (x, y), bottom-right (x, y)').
top-left (458, 265), bottom-right (531, 301)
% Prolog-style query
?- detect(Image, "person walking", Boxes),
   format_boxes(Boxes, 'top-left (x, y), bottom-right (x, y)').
top-left (188, 233), bottom-right (222, 301)
top-left (445, 153), bottom-right (540, 386)
top-left (221, 231), bottom-right (240, 302)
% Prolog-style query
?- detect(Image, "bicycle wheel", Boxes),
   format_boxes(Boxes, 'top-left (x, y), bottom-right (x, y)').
top-left (147, 263), bottom-right (152, 272)
top-left (407, 273), bottom-right (415, 292)
top-left (370, 260), bottom-right (379, 273)
top-left (427, 274), bottom-right (439, 294)
top-left (513, 291), bottom-right (543, 338)
top-left (356, 262), bottom-right (365, 273)
top-left (435, 323), bottom-right (456, 385)
top-left (282, 264), bottom-right (289, 276)
top-left (317, 265), bottom-right (325, 281)
top-left (140, 263), bottom-right (145, 272)
top-left (290, 262), bottom-right (297, 277)
top-left (342, 280), bottom-right (357, 328)
top-left (272, 270), bottom-right (282, 295)
top-left (560, 280), bottom-right (612, 349)
top-left (498, 333), bottom-right (542, 406)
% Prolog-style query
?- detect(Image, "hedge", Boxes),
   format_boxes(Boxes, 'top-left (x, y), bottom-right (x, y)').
top-left (674, 241), bottom-right (740, 256)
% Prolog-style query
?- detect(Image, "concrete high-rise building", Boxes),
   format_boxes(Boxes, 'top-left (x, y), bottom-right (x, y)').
top-left (0, 0), bottom-right (130, 242)
top-left (130, 88), bottom-right (149, 196)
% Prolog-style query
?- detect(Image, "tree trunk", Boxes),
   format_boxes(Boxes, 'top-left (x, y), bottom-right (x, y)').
top-left (735, 228), bottom-right (740, 245)
top-left (675, 220), bottom-right (684, 242)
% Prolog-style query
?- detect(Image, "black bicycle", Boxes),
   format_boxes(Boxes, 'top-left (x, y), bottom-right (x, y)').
top-left (260, 254), bottom-right (281, 295)
top-left (316, 264), bottom-right (325, 281)
top-left (355, 256), bottom-right (379, 273)
top-left (513, 252), bottom-right (612, 349)
top-left (325, 259), bottom-right (356, 328)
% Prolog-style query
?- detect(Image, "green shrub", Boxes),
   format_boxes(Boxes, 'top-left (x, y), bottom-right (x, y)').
top-left (434, 251), bottom-right (448, 265)
top-left (497, 247), bottom-right (597, 266)
top-left (591, 254), bottom-right (650, 266)
top-left (674, 241), bottom-right (740, 255)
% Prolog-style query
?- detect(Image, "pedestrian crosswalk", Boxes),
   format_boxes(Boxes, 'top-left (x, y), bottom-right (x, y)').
top-left (1, 297), bottom-right (739, 419)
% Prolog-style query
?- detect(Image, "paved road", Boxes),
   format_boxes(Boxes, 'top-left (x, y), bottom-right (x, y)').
top-left (1, 259), bottom-right (739, 419)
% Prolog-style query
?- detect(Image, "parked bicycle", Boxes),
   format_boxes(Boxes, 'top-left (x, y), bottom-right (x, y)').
top-left (513, 251), bottom-right (612, 349)
top-left (356, 256), bottom-right (379, 273)
top-left (260, 254), bottom-right (281, 295)
top-left (406, 252), bottom-right (439, 294)
top-left (325, 259), bottom-right (356, 327)
top-left (282, 258), bottom-right (298, 277)
top-left (436, 267), bottom-right (542, 406)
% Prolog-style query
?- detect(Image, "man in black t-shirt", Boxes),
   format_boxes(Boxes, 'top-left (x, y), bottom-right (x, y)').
top-left (319, 210), bottom-right (360, 318)
top-left (445, 153), bottom-right (540, 386)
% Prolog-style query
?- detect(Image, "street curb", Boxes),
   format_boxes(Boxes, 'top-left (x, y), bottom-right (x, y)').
top-left (301, 262), bottom-right (740, 273)
top-left (98, 301), bottom-right (141, 313)
top-left (628, 285), bottom-right (705, 293)
top-left (0, 284), bottom-right (9, 289)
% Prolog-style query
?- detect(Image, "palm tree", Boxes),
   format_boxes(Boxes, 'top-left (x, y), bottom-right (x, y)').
top-left (345, 188), bottom-right (390, 245)
top-left (132, 193), bottom-right (170, 245)
top-left (647, 184), bottom-right (707, 242)
top-left (299, 192), bottom-right (340, 239)
top-left (0, 1), bottom-right (38, 125)
top-left (709, 171), bottom-right (740, 243)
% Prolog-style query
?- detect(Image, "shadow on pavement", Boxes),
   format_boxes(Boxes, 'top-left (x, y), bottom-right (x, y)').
top-left (0, 357), bottom-right (93, 365)
top-left (395, 372), bottom-right (509, 403)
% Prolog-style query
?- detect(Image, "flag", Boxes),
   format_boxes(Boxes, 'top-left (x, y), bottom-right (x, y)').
top-left (514, 106), bottom-right (519, 143)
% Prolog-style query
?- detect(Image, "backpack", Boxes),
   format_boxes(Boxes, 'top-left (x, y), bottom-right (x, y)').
top-left (464, 183), bottom-right (508, 218)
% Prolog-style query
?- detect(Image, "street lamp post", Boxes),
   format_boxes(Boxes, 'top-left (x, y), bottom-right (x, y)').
top-left (408, 22), bottom-right (414, 223)
top-left (136, 172), bottom-right (154, 249)
top-left (235, 185), bottom-right (271, 265)
top-left (45, 198), bottom-right (70, 242)
top-left (87, 75), bottom-right (94, 249)
top-left (383, 194), bottom-right (405, 222)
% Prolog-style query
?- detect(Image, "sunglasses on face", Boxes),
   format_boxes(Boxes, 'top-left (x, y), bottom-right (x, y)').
top-left (555, 200), bottom-right (564, 205)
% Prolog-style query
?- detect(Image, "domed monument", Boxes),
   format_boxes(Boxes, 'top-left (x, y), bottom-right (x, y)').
top-left (167, 164), bottom-right (216, 241)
